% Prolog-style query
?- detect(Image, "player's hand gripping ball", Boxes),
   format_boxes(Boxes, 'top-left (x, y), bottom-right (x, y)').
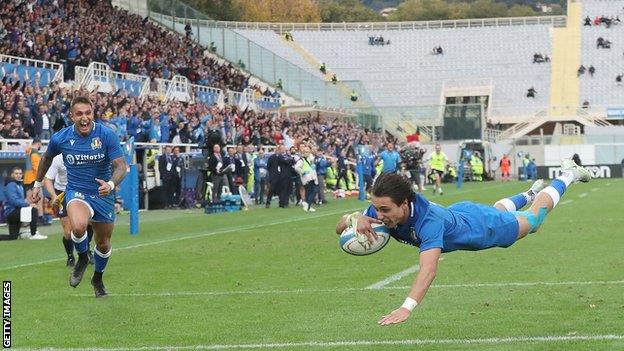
top-left (340, 223), bottom-right (391, 256)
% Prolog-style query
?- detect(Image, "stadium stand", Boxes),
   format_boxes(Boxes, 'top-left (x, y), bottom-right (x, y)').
top-left (580, 0), bottom-right (624, 107)
top-left (0, 0), bottom-right (248, 92)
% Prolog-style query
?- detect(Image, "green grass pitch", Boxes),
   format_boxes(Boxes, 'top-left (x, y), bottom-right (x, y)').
top-left (2, 179), bottom-right (623, 350)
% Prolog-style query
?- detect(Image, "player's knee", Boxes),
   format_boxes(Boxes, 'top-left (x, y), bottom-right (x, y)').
top-left (95, 242), bottom-right (111, 253)
top-left (71, 222), bottom-right (89, 236)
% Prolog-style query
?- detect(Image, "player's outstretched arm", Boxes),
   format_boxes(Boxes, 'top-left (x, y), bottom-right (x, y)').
top-left (378, 248), bottom-right (441, 326)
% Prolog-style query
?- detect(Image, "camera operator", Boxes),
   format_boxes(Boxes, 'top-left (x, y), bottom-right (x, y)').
top-left (400, 143), bottom-right (427, 193)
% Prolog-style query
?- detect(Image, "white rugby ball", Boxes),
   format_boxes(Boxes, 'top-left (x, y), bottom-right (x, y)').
top-left (339, 223), bottom-right (391, 256)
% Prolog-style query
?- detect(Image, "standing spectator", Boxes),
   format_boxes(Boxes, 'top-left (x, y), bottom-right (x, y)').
top-left (265, 145), bottom-right (293, 208)
top-left (253, 147), bottom-right (269, 205)
top-left (184, 22), bottom-right (192, 38)
top-left (223, 147), bottom-right (241, 194)
top-left (208, 144), bottom-right (226, 202)
top-left (237, 145), bottom-right (250, 190)
top-left (334, 149), bottom-right (350, 191)
top-left (294, 145), bottom-right (318, 212)
top-left (379, 143), bottom-right (401, 174)
top-left (158, 146), bottom-right (175, 208)
top-left (24, 139), bottom-right (42, 192)
top-left (39, 104), bottom-right (51, 140)
top-left (314, 149), bottom-right (331, 204)
top-left (171, 146), bottom-right (183, 206)
top-left (1, 167), bottom-right (46, 240)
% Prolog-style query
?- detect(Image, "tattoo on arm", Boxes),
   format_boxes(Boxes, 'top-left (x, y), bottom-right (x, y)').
top-left (36, 153), bottom-right (53, 183)
top-left (111, 157), bottom-right (128, 186)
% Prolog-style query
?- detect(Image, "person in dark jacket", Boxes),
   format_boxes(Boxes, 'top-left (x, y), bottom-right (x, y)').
top-left (208, 144), bottom-right (226, 202)
top-left (158, 146), bottom-right (176, 207)
top-left (266, 145), bottom-right (294, 208)
top-left (1, 167), bottom-right (46, 240)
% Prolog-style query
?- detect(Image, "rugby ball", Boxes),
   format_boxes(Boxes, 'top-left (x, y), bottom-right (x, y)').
top-left (339, 223), bottom-right (391, 256)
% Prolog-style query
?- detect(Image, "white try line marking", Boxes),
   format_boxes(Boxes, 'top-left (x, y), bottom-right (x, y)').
top-left (72, 279), bottom-right (624, 298)
top-left (591, 188), bottom-right (599, 192)
top-left (13, 334), bottom-right (624, 350)
top-left (366, 264), bottom-right (420, 289)
top-left (560, 199), bottom-right (574, 205)
top-left (0, 207), bottom-right (360, 271)
top-left (578, 193), bottom-right (588, 198)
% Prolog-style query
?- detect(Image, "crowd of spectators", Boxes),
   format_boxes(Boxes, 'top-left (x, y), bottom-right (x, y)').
top-left (0, 0), bottom-right (248, 92)
top-left (0, 72), bottom-right (382, 158)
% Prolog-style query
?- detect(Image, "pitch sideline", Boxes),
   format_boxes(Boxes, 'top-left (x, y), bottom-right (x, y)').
top-left (12, 334), bottom-right (624, 350)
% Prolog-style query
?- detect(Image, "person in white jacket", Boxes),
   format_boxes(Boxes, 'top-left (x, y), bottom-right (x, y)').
top-left (294, 145), bottom-right (318, 212)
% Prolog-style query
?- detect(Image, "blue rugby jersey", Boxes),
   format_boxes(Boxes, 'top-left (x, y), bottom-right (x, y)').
top-left (47, 123), bottom-right (123, 195)
top-left (364, 194), bottom-right (518, 253)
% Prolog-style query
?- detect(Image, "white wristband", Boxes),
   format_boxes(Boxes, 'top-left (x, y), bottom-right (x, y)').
top-left (401, 297), bottom-right (418, 311)
top-left (33, 181), bottom-right (42, 188)
top-left (107, 180), bottom-right (116, 191)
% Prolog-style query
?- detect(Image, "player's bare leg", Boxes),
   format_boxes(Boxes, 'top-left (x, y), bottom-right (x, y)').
top-left (90, 222), bottom-right (114, 297)
top-left (67, 200), bottom-right (92, 287)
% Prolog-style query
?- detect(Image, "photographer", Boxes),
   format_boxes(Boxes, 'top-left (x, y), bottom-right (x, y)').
top-left (400, 143), bottom-right (427, 193)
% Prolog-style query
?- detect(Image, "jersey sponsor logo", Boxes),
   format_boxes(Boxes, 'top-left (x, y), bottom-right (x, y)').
top-left (73, 192), bottom-right (84, 199)
top-left (91, 137), bottom-right (102, 150)
top-left (64, 153), bottom-right (106, 165)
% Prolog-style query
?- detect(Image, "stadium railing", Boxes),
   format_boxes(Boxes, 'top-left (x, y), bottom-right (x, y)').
top-left (200, 15), bottom-right (567, 34)
top-left (191, 83), bottom-right (225, 107)
top-left (164, 75), bottom-right (192, 102)
top-left (0, 54), bottom-right (64, 87)
top-left (146, 0), bottom-right (379, 112)
top-left (75, 62), bottom-right (151, 99)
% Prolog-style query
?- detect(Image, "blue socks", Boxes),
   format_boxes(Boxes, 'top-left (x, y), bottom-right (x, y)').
top-left (495, 191), bottom-right (533, 211)
top-left (94, 247), bottom-right (112, 273)
top-left (510, 193), bottom-right (528, 210)
top-left (71, 232), bottom-right (89, 254)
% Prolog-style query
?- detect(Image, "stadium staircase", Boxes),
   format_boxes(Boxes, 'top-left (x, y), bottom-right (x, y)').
top-left (549, 0), bottom-right (582, 118)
